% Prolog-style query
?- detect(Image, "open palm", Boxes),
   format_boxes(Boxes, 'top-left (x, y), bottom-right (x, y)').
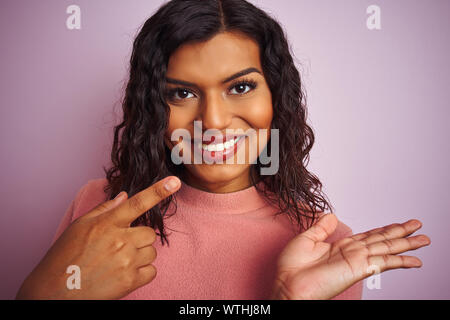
top-left (271, 213), bottom-right (431, 300)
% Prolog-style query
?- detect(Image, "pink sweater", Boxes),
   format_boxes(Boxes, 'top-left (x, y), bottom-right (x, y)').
top-left (52, 178), bottom-right (363, 300)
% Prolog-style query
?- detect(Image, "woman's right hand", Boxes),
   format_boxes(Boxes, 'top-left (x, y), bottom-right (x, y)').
top-left (15, 176), bottom-right (181, 300)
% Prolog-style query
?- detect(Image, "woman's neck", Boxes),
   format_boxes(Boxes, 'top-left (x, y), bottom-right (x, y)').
top-left (181, 166), bottom-right (260, 193)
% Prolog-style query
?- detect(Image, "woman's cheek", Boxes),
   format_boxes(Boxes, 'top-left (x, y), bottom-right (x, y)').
top-left (166, 107), bottom-right (188, 137)
top-left (241, 95), bottom-right (273, 130)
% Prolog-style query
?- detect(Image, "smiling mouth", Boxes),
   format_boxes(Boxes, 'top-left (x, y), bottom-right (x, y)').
top-left (196, 135), bottom-right (244, 152)
top-left (190, 135), bottom-right (246, 163)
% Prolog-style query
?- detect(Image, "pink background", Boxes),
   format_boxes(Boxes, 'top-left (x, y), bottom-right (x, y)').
top-left (1, 0), bottom-right (448, 299)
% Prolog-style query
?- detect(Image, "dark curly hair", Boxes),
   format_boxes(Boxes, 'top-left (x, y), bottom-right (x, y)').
top-left (103, 0), bottom-right (334, 245)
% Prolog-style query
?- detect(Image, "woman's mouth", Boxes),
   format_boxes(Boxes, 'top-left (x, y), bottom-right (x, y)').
top-left (192, 135), bottom-right (246, 163)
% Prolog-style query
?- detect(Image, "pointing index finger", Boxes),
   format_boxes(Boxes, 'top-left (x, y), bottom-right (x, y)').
top-left (109, 176), bottom-right (181, 227)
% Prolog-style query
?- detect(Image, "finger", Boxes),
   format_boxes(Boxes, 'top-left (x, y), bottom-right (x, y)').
top-left (351, 220), bottom-right (419, 241)
top-left (367, 234), bottom-right (431, 256)
top-left (107, 176), bottom-right (181, 227)
top-left (352, 219), bottom-right (422, 244)
top-left (125, 226), bottom-right (157, 249)
top-left (351, 225), bottom-right (387, 241)
top-left (134, 245), bottom-right (157, 268)
top-left (135, 264), bottom-right (157, 288)
top-left (300, 213), bottom-right (338, 243)
top-left (362, 220), bottom-right (423, 245)
top-left (366, 254), bottom-right (422, 275)
top-left (83, 191), bottom-right (129, 219)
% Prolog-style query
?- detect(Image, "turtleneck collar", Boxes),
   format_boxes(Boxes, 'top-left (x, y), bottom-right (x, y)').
top-left (175, 179), bottom-right (274, 215)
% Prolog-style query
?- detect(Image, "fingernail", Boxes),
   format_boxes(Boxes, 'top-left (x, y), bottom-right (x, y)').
top-left (114, 191), bottom-right (125, 200)
top-left (411, 220), bottom-right (421, 228)
top-left (164, 178), bottom-right (180, 191)
top-left (420, 236), bottom-right (430, 244)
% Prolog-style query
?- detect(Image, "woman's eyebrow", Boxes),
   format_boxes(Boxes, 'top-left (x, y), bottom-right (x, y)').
top-left (165, 67), bottom-right (262, 88)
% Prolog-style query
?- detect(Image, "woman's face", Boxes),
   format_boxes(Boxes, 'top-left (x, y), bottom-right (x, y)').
top-left (164, 31), bottom-right (273, 193)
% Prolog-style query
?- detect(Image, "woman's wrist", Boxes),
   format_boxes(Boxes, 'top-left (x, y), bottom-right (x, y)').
top-left (15, 271), bottom-right (74, 300)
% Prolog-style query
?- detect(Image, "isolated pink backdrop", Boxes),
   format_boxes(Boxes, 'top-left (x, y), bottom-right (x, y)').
top-left (1, 0), bottom-right (448, 299)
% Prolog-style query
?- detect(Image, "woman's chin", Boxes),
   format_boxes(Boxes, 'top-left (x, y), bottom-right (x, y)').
top-left (184, 163), bottom-right (252, 185)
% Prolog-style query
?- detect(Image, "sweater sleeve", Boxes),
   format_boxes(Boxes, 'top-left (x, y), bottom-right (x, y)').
top-left (50, 183), bottom-right (89, 246)
top-left (50, 178), bottom-right (109, 247)
top-left (326, 219), bottom-right (364, 300)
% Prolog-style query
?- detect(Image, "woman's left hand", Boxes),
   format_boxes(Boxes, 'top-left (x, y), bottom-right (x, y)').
top-left (270, 213), bottom-right (431, 300)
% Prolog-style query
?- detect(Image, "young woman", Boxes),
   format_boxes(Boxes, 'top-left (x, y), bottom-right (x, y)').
top-left (16, 0), bottom-right (430, 300)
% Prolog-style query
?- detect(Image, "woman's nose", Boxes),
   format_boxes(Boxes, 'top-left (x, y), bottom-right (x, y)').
top-left (198, 92), bottom-right (232, 131)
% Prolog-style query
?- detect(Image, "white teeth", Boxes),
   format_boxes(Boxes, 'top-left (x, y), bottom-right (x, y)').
top-left (200, 136), bottom-right (242, 151)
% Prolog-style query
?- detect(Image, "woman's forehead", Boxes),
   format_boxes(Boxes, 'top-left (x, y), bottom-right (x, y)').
top-left (166, 31), bottom-right (262, 83)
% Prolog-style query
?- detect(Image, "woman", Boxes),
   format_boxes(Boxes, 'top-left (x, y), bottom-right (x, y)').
top-left (16, 0), bottom-right (430, 300)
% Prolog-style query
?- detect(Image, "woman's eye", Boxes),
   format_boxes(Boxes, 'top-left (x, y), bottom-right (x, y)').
top-left (172, 89), bottom-right (194, 100)
top-left (166, 88), bottom-right (195, 101)
top-left (229, 80), bottom-right (257, 95)
top-left (230, 83), bottom-right (252, 95)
